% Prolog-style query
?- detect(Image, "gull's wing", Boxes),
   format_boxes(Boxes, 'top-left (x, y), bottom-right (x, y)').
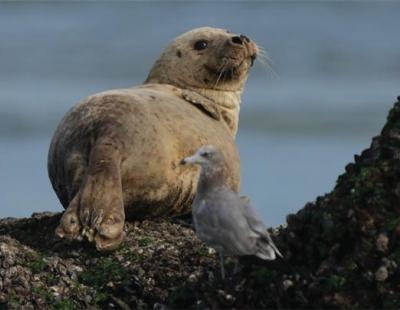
top-left (193, 185), bottom-right (282, 259)
top-left (240, 199), bottom-right (283, 259)
top-left (194, 187), bottom-right (258, 256)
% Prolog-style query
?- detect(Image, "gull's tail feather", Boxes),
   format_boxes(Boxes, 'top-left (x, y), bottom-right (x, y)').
top-left (256, 243), bottom-right (277, 260)
top-left (256, 233), bottom-right (283, 260)
top-left (265, 233), bottom-right (284, 259)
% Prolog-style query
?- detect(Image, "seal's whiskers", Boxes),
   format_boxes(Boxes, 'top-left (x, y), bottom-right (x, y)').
top-left (214, 63), bottom-right (227, 87)
top-left (257, 45), bottom-right (279, 79)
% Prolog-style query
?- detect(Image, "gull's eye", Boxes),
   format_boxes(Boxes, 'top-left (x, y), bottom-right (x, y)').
top-left (201, 151), bottom-right (210, 158)
top-left (194, 40), bottom-right (208, 51)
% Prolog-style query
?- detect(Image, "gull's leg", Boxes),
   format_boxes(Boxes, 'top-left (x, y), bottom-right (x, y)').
top-left (233, 258), bottom-right (240, 274)
top-left (219, 250), bottom-right (225, 280)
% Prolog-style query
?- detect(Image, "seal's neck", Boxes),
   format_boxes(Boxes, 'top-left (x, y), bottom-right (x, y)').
top-left (189, 87), bottom-right (243, 137)
top-left (142, 79), bottom-right (243, 137)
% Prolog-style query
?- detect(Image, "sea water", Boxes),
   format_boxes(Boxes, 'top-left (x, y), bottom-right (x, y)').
top-left (1, 2), bottom-right (399, 226)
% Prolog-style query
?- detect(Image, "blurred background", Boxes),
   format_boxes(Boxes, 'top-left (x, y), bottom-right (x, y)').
top-left (0, 1), bottom-right (399, 226)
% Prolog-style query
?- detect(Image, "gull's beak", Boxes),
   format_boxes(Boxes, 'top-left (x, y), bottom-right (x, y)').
top-left (180, 154), bottom-right (200, 165)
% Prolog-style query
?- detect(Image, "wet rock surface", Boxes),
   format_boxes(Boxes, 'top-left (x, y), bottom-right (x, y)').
top-left (1, 97), bottom-right (400, 309)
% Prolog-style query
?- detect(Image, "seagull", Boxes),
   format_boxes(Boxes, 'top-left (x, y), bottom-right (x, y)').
top-left (181, 145), bottom-right (282, 279)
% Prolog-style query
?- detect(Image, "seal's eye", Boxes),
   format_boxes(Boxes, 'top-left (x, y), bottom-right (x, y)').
top-left (194, 40), bottom-right (208, 51)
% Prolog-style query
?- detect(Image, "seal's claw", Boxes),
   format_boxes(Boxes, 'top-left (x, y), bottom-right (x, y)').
top-left (55, 225), bottom-right (66, 239)
top-left (96, 213), bottom-right (125, 239)
top-left (95, 230), bottom-right (126, 252)
top-left (80, 208), bottom-right (91, 227)
top-left (90, 212), bottom-right (125, 251)
top-left (80, 212), bottom-right (125, 251)
top-left (81, 227), bottom-right (95, 242)
top-left (55, 216), bottom-right (80, 240)
top-left (56, 195), bottom-right (82, 241)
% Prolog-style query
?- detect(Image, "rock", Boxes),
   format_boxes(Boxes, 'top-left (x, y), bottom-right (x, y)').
top-left (282, 279), bottom-right (294, 290)
top-left (375, 266), bottom-right (389, 282)
top-left (376, 233), bottom-right (389, 252)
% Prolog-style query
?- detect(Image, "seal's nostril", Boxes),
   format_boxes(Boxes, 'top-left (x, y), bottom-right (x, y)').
top-left (231, 36), bottom-right (243, 45)
top-left (240, 34), bottom-right (250, 43)
top-left (250, 55), bottom-right (256, 67)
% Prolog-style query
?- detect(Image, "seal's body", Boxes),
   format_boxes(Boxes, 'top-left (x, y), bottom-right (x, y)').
top-left (49, 85), bottom-right (239, 219)
top-left (49, 27), bottom-right (258, 251)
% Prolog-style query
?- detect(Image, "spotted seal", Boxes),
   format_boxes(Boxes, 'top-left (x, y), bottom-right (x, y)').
top-left (48, 27), bottom-right (258, 251)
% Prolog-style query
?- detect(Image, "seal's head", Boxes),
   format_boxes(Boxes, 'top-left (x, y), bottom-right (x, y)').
top-left (145, 27), bottom-right (259, 92)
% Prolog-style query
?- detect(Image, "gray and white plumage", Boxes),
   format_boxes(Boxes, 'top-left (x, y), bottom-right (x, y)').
top-left (181, 145), bottom-right (282, 276)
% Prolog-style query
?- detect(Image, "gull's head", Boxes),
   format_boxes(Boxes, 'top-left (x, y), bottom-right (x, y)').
top-left (180, 145), bottom-right (224, 169)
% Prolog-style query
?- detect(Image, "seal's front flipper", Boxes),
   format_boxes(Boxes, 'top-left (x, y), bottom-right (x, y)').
top-left (56, 192), bottom-right (82, 241)
top-left (78, 138), bottom-right (126, 252)
top-left (181, 90), bottom-right (221, 121)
